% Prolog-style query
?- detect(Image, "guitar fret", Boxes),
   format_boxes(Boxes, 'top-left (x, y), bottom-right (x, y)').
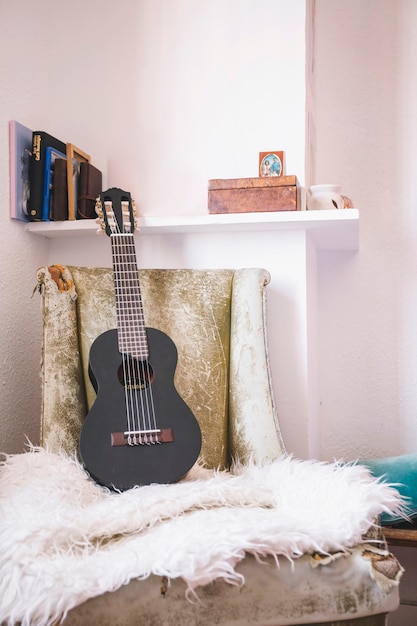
top-left (119, 346), bottom-right (148, 352)
top-left (118, 338), bottom-right (147, 344)
top-left (118, 339), bottom-right (147, 345)
top-left (116, 291), bottom-right (143, 297)
top-left (116, 293), bottom-right (143, 297)
top-left (116, 301), bottom-right (144, 307)
top-left (117, 307), bottom-right (144, 313)
top-left (117, 317), bottom-right (144, 322)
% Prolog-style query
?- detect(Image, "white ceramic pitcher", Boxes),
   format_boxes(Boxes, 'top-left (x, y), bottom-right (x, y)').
top-left (307, 184), bottom-right (344, 210)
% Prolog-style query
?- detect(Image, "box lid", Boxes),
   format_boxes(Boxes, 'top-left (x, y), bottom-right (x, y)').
top-left (208, 175), bottom-right (298, 191)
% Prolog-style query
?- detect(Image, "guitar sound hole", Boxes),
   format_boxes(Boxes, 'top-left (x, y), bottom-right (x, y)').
top-left (118, 357), bottom-right (154, 390)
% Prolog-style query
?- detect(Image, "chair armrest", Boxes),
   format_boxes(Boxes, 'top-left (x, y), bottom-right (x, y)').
top-left (228, 268), bottom-right (286, 465)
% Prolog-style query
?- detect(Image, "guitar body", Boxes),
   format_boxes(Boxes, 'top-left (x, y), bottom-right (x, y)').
top-left (80, 327), bottom-right (202, 491)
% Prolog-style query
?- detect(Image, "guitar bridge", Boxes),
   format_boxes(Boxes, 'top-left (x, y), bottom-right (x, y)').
top-left (111, 428), bottom-right (174, 447)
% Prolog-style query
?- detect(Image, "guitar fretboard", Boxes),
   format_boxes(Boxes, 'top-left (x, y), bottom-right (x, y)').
top-left (111, 233), bottom-right (148, 359)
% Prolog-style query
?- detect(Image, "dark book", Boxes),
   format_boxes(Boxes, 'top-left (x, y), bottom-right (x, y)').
top-left (50, 158), bottom-right (68, 221)
top-left (42, 147), bottom-right (67, 221)
top-left (77, 162), bottom-right (102, 219)
top-left (28, 130), bottom-right (66, 221)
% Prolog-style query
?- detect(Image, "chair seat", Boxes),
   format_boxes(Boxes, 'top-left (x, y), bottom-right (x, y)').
top-left (62, 553), bottom-right (398, 626)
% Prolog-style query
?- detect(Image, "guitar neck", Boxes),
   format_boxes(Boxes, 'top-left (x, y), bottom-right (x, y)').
top-left (111, 233), bottom-right (148, 360)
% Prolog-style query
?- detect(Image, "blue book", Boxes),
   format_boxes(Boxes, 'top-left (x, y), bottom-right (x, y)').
top-left (42, 146), bottom-right (67, 221)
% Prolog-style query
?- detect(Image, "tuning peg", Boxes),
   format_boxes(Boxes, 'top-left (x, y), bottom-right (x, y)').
top-left (95, 197), bottom-right (103, 217)
top-left (94, 217), bottom-right (105, 234)
top-left (131, 198), bottom-right (139, 231)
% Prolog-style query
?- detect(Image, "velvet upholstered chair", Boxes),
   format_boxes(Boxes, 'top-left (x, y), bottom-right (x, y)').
top-left (28, 263), bottom-right (404, 626)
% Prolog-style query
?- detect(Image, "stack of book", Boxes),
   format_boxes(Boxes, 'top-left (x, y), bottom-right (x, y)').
top-left (27, 128), bottom-right (102, 222)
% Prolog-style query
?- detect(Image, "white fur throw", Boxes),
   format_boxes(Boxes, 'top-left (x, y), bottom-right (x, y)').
top-left (0, 448), bottom-right (403, 626)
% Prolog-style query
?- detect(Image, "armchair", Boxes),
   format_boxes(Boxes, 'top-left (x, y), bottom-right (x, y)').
top-left (0, 264), bottom-right (403, 626)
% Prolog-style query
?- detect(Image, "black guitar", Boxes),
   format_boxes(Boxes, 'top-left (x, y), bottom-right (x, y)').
top-left (79, 188), bottom-right (202, 490)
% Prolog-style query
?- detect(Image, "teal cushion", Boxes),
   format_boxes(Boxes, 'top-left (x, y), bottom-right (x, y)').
top-left (360, 453), bottom-right (417, 525)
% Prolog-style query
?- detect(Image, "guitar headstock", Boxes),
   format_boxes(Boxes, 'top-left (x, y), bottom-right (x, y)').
top-left (95, 188), bottom-right (137, 236)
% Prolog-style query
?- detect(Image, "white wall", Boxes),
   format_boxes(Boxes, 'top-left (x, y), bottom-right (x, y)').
top-left (0, 0), bottom-right (306, 453)
top-left (312, 0), bottom-right (417, 460)
top-left (3, 0), bottom-right (416, 465)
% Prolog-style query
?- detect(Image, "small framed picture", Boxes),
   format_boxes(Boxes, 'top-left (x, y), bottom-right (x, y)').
top-left (66, 143), bottom-right (90, 219)
top-left (259, 151), bottom-right (284, 177)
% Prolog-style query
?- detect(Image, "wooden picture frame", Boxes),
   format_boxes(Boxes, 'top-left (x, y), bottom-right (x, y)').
top-left (66, 143), bottom-right (90, 220)
top-left (259, 151), bottom-right (284, 178)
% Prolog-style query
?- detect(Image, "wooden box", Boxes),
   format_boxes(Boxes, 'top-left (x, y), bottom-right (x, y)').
top-left (208, 175), bottom-right (299, 214)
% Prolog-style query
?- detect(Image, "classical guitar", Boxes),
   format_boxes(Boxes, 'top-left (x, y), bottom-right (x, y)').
top-left (79, 188), bottom-right (202, 491)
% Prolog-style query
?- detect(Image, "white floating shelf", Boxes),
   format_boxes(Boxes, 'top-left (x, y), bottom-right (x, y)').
top-left (26, 209), bottom-right (359, 251)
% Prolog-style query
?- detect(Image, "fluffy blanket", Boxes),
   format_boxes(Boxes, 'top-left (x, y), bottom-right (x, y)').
top-left (0, 447), bottom-right (403, 626)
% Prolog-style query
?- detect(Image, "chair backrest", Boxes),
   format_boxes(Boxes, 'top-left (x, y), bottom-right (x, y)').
top-left (37, 265), bottom-right (286, 469)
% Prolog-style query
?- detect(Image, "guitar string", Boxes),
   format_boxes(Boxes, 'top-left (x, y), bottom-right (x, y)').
top-left (110, 208), bottom-right (136, 444)
top-left (135, 245), bottom-right (159, 443)
top-left (123, 227), bottom-right (146, 442)
top-left (124, 221), bottom-right (159, 443)
top-left (131, 208), bottom-right (159, 443)
top-left (120, 226), bottom-right (143, 443)
top-left (120, 232), bottom-right (139, 444)
top-left (108, 208), bottom-right (126, 436)
top-left (114, 201), bottom-right (159, 444)
top-left (129, 221), bottom-right (159, 443)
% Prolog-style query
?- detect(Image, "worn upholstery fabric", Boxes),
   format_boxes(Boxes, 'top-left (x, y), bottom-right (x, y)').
top-left (60, 555), bottom-right (395, 626)
top-left (34, 265), bottom-right (400, 626)
top-left (38, 265), bottom-right (85, 452)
